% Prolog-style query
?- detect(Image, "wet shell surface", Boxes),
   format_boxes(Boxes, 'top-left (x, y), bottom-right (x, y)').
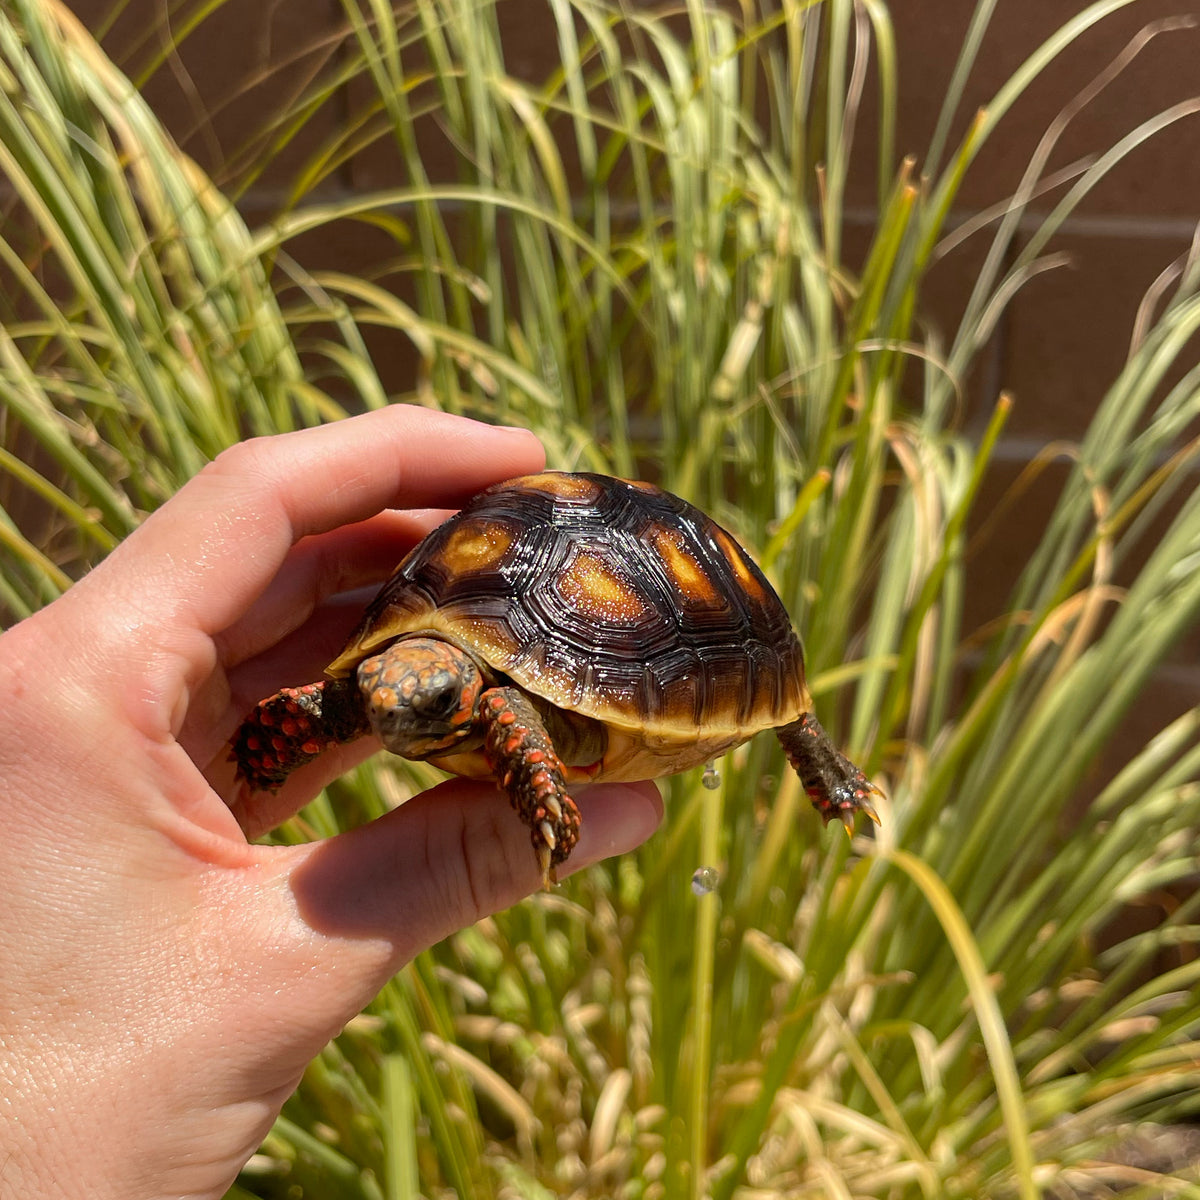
top-left (326, 471), bottom-right (811, 781)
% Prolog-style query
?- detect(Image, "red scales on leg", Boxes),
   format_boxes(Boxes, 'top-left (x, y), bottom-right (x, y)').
top-left (479, 688), bottom-right (582, 887)
top-left (230, 472), bottom-right (887, 884)
top-left (233, 679), bottom-right (367, 792)
top-left (232, 636), bottom-right (583, 889)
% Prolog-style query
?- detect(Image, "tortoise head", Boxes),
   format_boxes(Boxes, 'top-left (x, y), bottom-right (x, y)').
top-left (356, 636), bottom-right (486, 759)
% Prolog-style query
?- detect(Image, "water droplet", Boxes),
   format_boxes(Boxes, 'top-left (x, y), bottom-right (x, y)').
top-left (701, 762), bottom-right (721, 790)
top-left (691, 865), bottom-right (720, 895)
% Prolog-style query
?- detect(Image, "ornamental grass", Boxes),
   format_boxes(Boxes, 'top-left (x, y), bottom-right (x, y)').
top-left (1, 0), bottom-right (1198, 1196)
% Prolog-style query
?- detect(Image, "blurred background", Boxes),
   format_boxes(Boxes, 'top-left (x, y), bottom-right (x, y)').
top-left (63, 0), bottom-right (1200, 734)
top-left (5, 1), bottom-right (1200, 1195)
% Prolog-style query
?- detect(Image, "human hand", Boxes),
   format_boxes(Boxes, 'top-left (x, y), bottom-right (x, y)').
top-left (0, 407), bottom-right (662, 1199)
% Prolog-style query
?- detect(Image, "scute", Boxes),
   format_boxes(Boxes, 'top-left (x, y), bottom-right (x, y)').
top-left (327, 472), bottom-right (809, 750)
top-left (553, 546), bottom-right (652, 625)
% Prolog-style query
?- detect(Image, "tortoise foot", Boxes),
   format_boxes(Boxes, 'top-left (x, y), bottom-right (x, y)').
top-left (480, 687), bottom-right (582, 887)
top-left (232, 678), bottom-right (367, 792)
top-left (777, 713), bottom-right (882, 835)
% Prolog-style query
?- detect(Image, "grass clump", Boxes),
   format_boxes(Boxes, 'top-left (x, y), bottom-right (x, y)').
top-left (1, 0), bottom-right (1198, 1196)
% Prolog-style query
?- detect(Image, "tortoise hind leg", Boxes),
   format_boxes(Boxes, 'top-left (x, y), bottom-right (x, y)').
top-left (479, 687), bottom-right (582, 887)
top-left (777, 713), bottom-right (882, 834)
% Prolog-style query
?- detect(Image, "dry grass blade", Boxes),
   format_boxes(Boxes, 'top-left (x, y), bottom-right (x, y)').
top-left (2, 3), bottom-right (1198, 1199)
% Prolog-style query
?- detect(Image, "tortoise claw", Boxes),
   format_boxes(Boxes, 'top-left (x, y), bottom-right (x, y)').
top-left (536, 820), bottom-right (560, 889)
top-left (777, 713), bottom-right (884, 836)
top-left (858, 790), bottom-right (883, 826)
top-left (481, 685), bottom-right (581, 887)
top-left (833, 787), bottom-right (882, 834)
top-left (534, 839), bottom-right (557, 891)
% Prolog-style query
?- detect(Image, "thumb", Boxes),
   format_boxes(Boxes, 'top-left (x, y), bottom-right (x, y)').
top-left (280, 776), bottom-right (662, 983)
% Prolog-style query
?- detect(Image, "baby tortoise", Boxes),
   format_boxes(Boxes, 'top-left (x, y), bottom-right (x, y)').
top-left (232, 472), bottom-right (881, 884)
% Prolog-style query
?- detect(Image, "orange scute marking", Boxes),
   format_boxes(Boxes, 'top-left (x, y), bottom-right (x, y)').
top-left (439, 517), bottom-right (515, 575)
top-left (649, 525), bottom-right (719, 606)
top-left (557, 547), bottom-right (649, 622)
top-left (711, 527), bottom-right (767, 600)
top-left (618, 476), bottom-right (661, 494)
top-left (520, 473), bottom-right (603, 502)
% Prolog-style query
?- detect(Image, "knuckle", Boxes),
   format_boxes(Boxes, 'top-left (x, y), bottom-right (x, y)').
top-left (203, 437), bottom-right (270, 483)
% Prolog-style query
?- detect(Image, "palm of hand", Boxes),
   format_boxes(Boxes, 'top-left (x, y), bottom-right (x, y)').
top-left (0, 408), bottom-right (661, 1200)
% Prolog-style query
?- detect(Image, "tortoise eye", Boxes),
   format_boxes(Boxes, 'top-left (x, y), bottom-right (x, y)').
top-left (422, 683), bottom-right (461, 718)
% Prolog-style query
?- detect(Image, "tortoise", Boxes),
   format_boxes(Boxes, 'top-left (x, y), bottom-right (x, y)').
top-left (232, 471), bottom-right (881, 885)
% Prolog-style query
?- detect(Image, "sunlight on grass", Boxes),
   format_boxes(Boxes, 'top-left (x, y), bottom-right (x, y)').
top-left (1, 0), bottom-right (1198, 1196)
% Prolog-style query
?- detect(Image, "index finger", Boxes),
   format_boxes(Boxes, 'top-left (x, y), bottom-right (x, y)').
top-left (81, 407), bottom-right (545, 636)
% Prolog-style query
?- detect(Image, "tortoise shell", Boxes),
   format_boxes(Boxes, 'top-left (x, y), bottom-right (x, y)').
top-left (326, 471), bottom-right (811, 782)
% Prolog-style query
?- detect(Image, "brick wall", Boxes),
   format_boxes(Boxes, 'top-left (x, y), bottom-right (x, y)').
top-left (66, 0), bottom-right (1200, 736)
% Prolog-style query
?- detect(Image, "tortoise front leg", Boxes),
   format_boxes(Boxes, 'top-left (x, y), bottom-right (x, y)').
top-left (233, 678), bottom-right (369, 792)
top-left (479, 687), bottom-right (582, 887)
top-left (777, 712), bottom-right (882, 834)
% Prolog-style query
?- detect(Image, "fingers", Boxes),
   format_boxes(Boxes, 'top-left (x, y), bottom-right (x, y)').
top-left (212, 507), bottom-right (453, 669)
top-left (212, 736), bottom-right (388, 838)
top-left (79, 408), bottom-right (544, 638)
top-left (185, 779), bottom-right (661, 1124)
top-left (181, 509), bottom-right (456, 769)
top-left (283, 779), bottom-right (663, 960)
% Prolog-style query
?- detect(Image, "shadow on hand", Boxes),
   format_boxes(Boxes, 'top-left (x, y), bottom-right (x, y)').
top-left (285, 777), bottom-right (539, 944)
